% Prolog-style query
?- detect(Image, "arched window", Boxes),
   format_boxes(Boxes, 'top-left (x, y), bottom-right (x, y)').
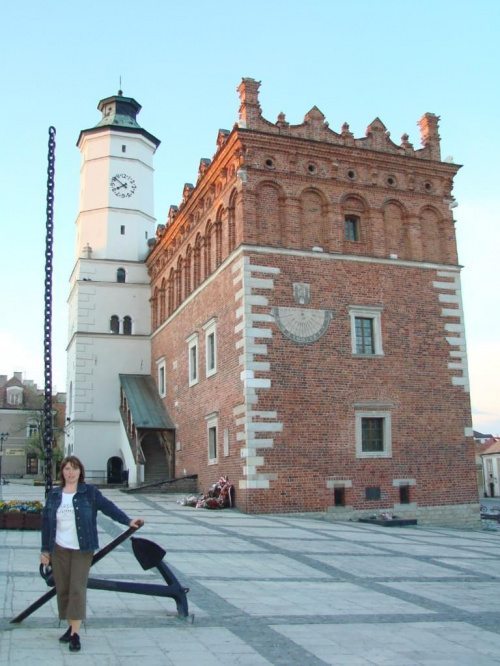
top-left (123, 316), bottom-right (132, 335)
top-left (117, 268), bottom-right (126, 283)
top-left (110, 315), bottom-right (120, 334)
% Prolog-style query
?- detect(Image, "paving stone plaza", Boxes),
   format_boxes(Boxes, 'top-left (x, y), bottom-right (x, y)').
top-left (1, 483), bottom-right (500, 665)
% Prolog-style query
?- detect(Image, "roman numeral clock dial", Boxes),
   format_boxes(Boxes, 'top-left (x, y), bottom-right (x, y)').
top-left (110, 173), bottom-right (137, 198)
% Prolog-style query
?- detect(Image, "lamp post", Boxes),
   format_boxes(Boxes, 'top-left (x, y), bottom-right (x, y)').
top-left (0, 432), bottom-right (9, 501)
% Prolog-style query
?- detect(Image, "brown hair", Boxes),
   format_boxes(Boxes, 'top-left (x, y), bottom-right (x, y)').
top-left (59, 455), bottom-right (86, 486)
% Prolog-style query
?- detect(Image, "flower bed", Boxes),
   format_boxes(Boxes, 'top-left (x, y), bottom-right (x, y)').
top-left (0, 501), bottom-right (43, 530)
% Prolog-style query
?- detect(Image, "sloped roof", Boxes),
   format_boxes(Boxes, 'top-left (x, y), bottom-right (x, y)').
top-left (481, 438), bottom-right (500, 456)
top-left (119, 374), bottom-right (175, 430)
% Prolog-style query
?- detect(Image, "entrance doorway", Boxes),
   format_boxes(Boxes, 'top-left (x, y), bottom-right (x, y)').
top-left (107, 457), bottom-right (124, 484)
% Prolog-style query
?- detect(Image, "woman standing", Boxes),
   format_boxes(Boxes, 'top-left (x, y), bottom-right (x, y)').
top-left (41, 455), bottom-right (143, 652)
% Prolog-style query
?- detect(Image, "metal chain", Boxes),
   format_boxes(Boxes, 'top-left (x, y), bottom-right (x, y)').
top-left (44, 126), bottom-right (56, 498)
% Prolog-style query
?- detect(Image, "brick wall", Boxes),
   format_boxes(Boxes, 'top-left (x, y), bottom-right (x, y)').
top-left (146, 79), bottom-right (476, 521)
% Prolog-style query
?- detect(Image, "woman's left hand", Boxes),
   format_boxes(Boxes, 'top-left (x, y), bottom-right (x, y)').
top-left (129, 518), bottom-right (144, 529)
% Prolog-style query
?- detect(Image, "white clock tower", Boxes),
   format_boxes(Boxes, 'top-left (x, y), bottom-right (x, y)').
top-left (66, 92), bottom-right (160, 485)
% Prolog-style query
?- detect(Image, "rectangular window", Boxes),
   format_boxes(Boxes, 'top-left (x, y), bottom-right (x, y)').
top-left (349, 306), bottom-right (383, 356)
top-left (156, 357), bottom-right (166, 398)
top-left (365, 486), bottom-right (381, 501)
top-left (362, 417), bottom-right (384, 452)
top-left (399, 485), bottom-right (411, 504)
top-left (26, 453), bottom-right (38, 475)
top-left (207, 332), bottom-right (216, 373)
top-left (122, 145), bottom-right (126, 153)
top-left (121, 225), bottom-right (125, 235)
top-left (334, 487), bottom-right (345, 506)
top-left (187, 333), bottom-right (199, 387)
top-left (27, 423), bottom-right (38, 437)
top-left (203, 318), bottom-right (217, 378)
top-left (208, 425), bottom-right (217, 461)
top-left (206, 413), bottom-right (218, 464)
top-left (345, 216), bottom-right (360, 241)
top-left (355, 410), bottom-right (392, 458)
top-left (355, 317), bottom-right (374, 354)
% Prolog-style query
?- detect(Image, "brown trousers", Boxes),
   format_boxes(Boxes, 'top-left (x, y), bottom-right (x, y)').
top-left (52, 544), bottom-right (93, 620)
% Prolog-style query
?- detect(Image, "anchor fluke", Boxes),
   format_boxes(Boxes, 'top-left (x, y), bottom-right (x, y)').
top-left (131, 536), bottom-right (166, 570)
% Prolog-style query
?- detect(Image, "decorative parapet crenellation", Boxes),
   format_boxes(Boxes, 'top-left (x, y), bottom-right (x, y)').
top-left (237, 78), bottom-right (442, 161)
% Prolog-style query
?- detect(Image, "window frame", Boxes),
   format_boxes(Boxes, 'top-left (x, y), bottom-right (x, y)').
top-left (7, 387), bottom-right (23, 406)
top-left (206, 413), bottom-right (218, 464)
top-left (349, 306), bottom-right (384, 356)
top-left (156, 357), bottom-right (166, 398)
top-left (344, 215), bottom-right (360, 242)
top-left (187, 333), bottom-right (199, 387)
top-left (123, 315), bottom-right (132, 335)
top-left (110, 315), bottom-right (120, 334)
top-left (203, 318), bottom-right (217, 378)
top-left (355, 410), bottom-right (392, 459)
top-left (26, 420), bottom-right (39, 438)
top-left (26, 452), bottom-right (39, 475)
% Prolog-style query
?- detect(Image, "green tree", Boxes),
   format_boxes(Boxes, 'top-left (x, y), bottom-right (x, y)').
top-left (26, 409), bottom-right (64, 478)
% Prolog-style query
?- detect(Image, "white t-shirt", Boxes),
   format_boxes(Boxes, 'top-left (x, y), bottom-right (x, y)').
top-left (56, 492), bottom-right (79, 549)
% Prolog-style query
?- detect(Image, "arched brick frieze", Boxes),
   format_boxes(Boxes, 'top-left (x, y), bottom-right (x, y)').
top-left (151, 287), bottom-right (158, 331)
top-left (256, 181), bottom-right (285, 247)
top-left (159, 278), bottom-right (166, 323)
top-left (383, 199), bottom-right (410, 260)
top-left (215, 206), bottom-right (224, 266)
top-left (420, 205), bottom-right (443, 263)
top-left (185, 245), bottom-right (192, 297)
top-left (167, 268), bottom-right (175, 316)
top-left (340, 194), bottom-right (371, 255)
top-left (194, 234), bottom-right (202, 288)
top-left (228, 189), bottom-right (237, 252)
top-left (299, 187), bottom-right (328, 251)
top-left (204, 221), bottom-right (213, 279)
top-left (176, 257), bottom-right (183, 309)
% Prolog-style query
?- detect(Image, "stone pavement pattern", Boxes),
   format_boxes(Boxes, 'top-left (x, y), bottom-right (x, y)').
top-left (1, 483), bottom-right (500, 665)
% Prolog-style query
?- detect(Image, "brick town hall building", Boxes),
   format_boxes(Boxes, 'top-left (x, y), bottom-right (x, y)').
top-left (65, 78), bottom-right (478, 525)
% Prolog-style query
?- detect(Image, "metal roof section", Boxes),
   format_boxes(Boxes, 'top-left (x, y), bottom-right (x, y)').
top-left (119, 374), bottom-right (175, 430)
top-left (96, 94), bottom-right (142, 129)
top-left (77, 92), bottom-right (161, 148)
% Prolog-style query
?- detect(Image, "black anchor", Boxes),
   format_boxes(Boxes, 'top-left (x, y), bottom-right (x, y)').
top-left (11, 525), bottom-right (192, 624)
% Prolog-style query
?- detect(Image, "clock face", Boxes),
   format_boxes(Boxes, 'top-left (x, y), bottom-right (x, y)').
top-left (110, 173), bottom-right (137, 198)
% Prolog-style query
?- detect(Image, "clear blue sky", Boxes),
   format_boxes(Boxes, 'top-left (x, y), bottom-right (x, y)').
top-left (1, 0), bottom-right (499, 434)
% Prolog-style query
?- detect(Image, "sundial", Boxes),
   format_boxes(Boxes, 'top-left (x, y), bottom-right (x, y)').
top-left (271, 306), bottom-right (332, 344)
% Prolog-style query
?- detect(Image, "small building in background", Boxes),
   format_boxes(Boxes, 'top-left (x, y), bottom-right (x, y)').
top-left (0, 373), bottom-right (66, 478)
top-left (481, 438), bottom-right (500, 497)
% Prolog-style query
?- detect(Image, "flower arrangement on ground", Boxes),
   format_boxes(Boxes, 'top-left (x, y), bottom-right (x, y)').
top-left (178, 476), bottom-right (234, 510)
top-left (0, 500), bottom-right (43, 514)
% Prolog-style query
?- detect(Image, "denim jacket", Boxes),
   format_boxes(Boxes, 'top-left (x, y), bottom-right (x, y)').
top-left (41, 483), bottom-right (131, 553)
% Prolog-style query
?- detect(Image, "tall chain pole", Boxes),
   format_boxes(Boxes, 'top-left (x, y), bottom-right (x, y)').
top-left (44, 127), bottom-right (56, 498)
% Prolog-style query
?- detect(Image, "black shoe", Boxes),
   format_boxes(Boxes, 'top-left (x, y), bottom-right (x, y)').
top-left (59, 627), bottom-right (72, 643)
top-left (69, 633), bottom-right (81, 652)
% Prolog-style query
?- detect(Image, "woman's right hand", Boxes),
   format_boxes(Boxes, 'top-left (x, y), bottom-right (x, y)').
top-left (40, 552), bottom-right (51, 566)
